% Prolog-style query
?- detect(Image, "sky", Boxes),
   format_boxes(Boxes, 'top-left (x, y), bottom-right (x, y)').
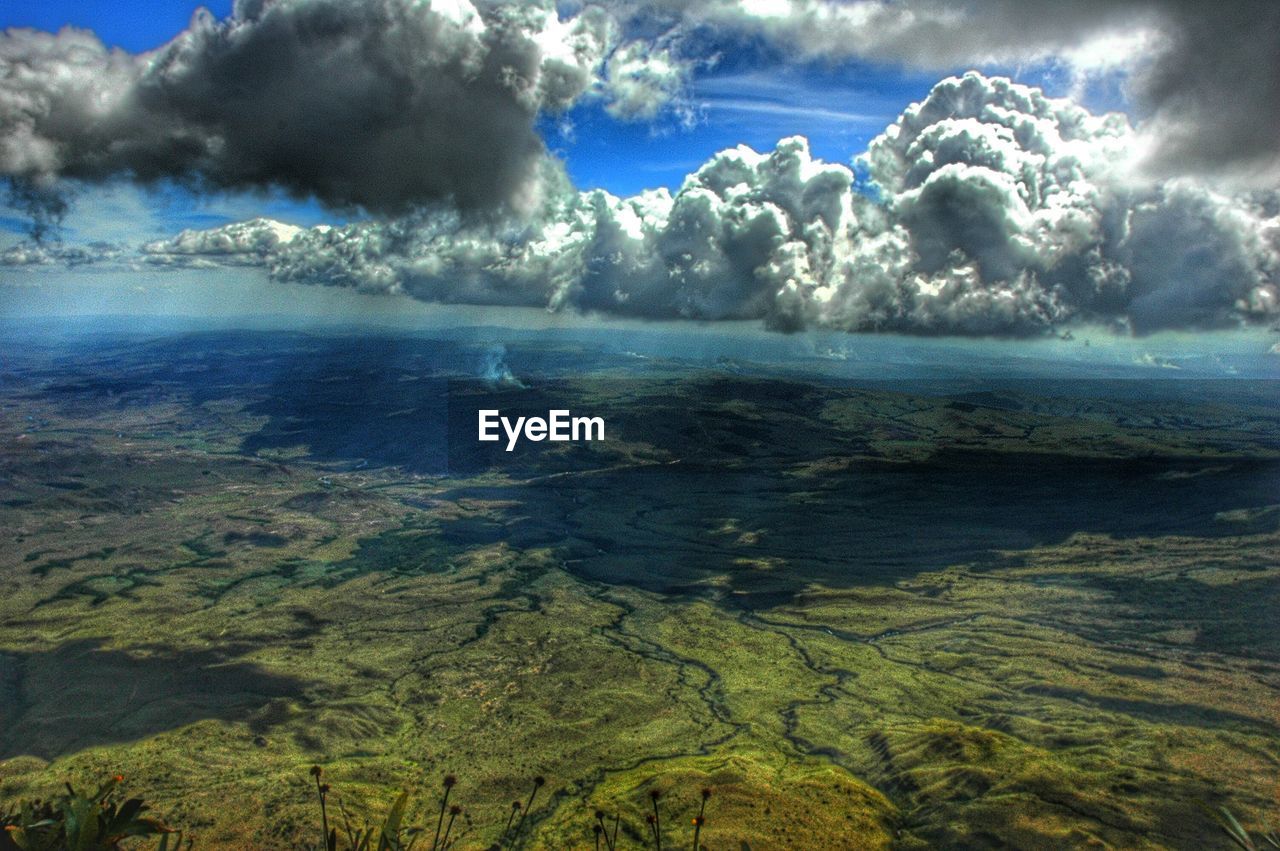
top-left (0, 1), bottom-right (1106, 199)
top-left (1, 1), bottom-right (233, 52)
top-left (0, 1), bottom-right (944, 210)
top-left (0, 0), bottom-right (1277, 348)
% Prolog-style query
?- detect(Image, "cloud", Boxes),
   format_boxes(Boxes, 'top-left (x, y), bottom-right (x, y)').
top-left (1120, 181), bottom-right (1280, 331)
top-left (0, 0), bottom-right (628, 216)
top-left (602, 40), bottom-right (688, 122)
top-left (673, 0), bottom-right (1280, 182)
top-left (699, 98), bottom-right (881, 126)
top-left (1, 239), bottom-right (122, 267)
top-left (141, 217), bottom-right (306, 267)
top-left (2, 0), bottom-right (1275, 253)
top-left (139, 73), bottom-right (1280, 336)
top-left (1127, 1), bottom-right (1280, 182)
top-left (788, 72), bottom-right (1277, 334)
top-left (1132, 352), bottom-right (1181, 369)
top-left (3, 0), bottom-right (1273, 246)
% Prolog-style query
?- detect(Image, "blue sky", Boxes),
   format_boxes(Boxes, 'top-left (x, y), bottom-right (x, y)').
top-left (550, 63), bottom-right (943, 195)
top-left (1, 0), bottom-right (234, 53)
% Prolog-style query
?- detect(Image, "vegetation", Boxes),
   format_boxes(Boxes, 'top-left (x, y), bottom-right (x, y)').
top-left (1, 333), bottom-right (1278, 847)
top-left (5, 766), bottom-right (1274, 849)
top-left (0, 776), bottom-right (185, 851)
top-left (303, 770), bottom-right (713, 851)
top-left (1211, 805), bottom-right (1280, 851)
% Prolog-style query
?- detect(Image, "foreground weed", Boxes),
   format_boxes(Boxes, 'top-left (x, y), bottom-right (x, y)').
top-left (1208, 804), bottom-right (1280, 851)
top-left (0, 775), bottom-right (185, 851)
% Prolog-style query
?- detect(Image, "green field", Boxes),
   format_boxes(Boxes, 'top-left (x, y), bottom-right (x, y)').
top-left (1, 331), bottom-right (1277, 849)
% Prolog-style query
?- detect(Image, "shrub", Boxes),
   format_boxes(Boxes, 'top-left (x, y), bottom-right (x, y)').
top-left (0, 775), bottom-right (185, 851)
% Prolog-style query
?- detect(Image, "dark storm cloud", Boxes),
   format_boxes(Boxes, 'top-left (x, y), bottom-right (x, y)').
top-left (1133, 0), bottom-right (1280, 180)
top-left (0, 0), bottom-right (616, 215)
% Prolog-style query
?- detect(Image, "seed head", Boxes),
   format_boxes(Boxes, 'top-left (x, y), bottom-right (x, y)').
top-left (310, 766), bottom-right (322, 778)
top-left (443, 775), bottom-right (457, 789)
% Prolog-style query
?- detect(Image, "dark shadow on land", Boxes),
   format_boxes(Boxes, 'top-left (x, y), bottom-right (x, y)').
top-left (1079, 568), bottom-right (1280, 660)
top-left (237, 338), bottom-right (456, 473)
top-left (430, 449), bottom-right (1280, 609)
top-left (34, 331), bottom-right (637, 473)
top-left (218, 346), bottom-right (1280, 609)
top-left (233, 336), bottom-right (642, 473)
top-left (17, 331), bottom-right (501, 473)
top-left (436, 376), bottom-right (1280, 608)
top-left (16, 332), bottom-right (1280, 612)
top-left (0, 639), bottom-right (308, 760)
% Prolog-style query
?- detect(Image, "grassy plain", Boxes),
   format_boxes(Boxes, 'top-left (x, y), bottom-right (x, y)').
top-left (0, 331), bottom-right (1277, 849)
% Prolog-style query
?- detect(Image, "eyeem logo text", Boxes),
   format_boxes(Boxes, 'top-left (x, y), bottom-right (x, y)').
top-left (478, 409), bottom-right (605, 451)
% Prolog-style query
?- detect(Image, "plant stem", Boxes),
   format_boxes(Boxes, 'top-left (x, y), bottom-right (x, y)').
top-left (511, 779), bottom-right (543, 842)
top-left (314, 774), bottom-right (329, 850)
top-left (692, 795), bottom-right (707, 851)
top-left (432, 785), bottom-right (453, 851)
top-left (502, 802), bottom-right (521, 842)
top-left (441, 809), bottom-right (459, 849)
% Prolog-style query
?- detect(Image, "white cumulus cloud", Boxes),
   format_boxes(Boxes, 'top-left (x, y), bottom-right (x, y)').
top-left (91, 73), bottom-right (1280, 336)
